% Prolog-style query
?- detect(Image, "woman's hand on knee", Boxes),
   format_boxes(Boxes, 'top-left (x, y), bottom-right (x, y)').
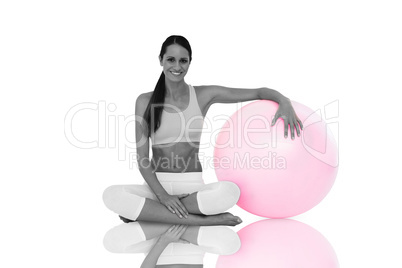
top-left (157, 193), bottom-right (189, 218)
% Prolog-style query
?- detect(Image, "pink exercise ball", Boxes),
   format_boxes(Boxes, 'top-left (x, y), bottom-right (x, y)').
top-left (214, 100), bottom-right (338, 218)
top-left (216, 219), bottom-right (339, 268)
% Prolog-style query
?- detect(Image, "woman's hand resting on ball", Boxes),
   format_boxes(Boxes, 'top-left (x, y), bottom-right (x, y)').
top-left (271, 98), bottom-right (303, 139)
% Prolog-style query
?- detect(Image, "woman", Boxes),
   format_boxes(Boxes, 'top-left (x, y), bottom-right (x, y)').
top-left (103, 35), bottom-right (302, 226)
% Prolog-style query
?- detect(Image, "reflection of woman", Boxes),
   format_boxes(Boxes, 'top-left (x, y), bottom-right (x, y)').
top-left (103, 35), bottom-right (302, 226)
top-left (103, 222), bottom-right (240, 268)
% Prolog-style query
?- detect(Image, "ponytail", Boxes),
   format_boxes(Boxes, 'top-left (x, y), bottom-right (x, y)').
top-left (144, 71), bottom-right (166, 136)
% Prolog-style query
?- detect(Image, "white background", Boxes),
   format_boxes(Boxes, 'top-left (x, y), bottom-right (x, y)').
top-left (1, 0), bottom-right (401, 267)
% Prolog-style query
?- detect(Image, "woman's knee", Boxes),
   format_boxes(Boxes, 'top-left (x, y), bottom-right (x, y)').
top-left (102, 185), bottom-right (122, 211)
top-left (103, 185), bottom-right (146, 220)
top-left (220, 181), bottom-right (241, 202)
top-left (197, 181), bottom-right (241, 215)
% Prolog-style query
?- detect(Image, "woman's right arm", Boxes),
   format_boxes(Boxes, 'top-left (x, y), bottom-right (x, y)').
top-left (135, 94), bottom-right (189, 218)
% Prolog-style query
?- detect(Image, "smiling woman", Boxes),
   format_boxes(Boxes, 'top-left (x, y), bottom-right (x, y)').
top-left (102, 35), bottom-right (302, 228)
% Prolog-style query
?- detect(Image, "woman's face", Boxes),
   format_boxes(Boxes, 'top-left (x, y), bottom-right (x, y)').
top-left (160, 44), bottom-right (191, 82)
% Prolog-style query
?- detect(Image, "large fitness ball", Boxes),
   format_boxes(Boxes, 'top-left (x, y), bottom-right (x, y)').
top-left (214, 100), bottom-right (338, 218)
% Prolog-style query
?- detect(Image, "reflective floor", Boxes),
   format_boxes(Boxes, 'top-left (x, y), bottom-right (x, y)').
top-left (104, 218), bottom-right (338, 267)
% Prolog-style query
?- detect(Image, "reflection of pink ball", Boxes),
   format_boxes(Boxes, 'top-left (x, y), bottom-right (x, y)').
top-left (216, 219), bottom-right (339, 268)
top-left (214, 100), bottom-right (338, 218)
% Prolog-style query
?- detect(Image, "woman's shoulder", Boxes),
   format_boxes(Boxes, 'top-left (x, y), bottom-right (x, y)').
top-left (193, 85), bottom-right (210, 91)
top-left (193, 85), bottom-right (219, 99)
top-left (193, 85), bottom-right (220, 92)
top-left (137, 91), bottom-right (153, 101)
top-left (136, 92), bottom-right (152, 105)
top-left (193, 85), bottom-right (216, 96)
top-left (135, 92), bottom-right (152, 113)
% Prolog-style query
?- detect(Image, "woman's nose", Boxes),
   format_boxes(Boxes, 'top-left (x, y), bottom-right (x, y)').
top-left (174, 61), bottom-right (181, 69)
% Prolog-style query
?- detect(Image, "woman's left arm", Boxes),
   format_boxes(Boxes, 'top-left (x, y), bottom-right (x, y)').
top-left (202, 86), bottom-right (303, 139)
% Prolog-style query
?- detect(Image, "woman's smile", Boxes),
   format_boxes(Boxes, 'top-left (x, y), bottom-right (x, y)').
top-left (170, 70), bottom-right (183, 76)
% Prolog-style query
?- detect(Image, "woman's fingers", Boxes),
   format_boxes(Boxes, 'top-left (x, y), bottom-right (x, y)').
top-left (294, 116), bottom-right (304, 138)
top-left (167, 205), bottom-right (175, 214)
top-left (283, 117), bottom-right (289, 138)
top-left (174, 201), bottom-right (188, 218)
top-left (273, 101), bottom-right (305, 139)
top-left (168, 225), bottom-right (188, 242)
top-left (289, 120), bottom-right (304, 139)
top-left (162, 195), bottom-right (189, 218)
top-left (280, 116), bottom-right (304, 139)
top-left (171, 225), bottom-right (187, 237)
top-left (295, 120), bottom-right (301, 137)
top-left (167, 200), bottom-right (188, 219)
top-left (168, 225), bottom-right (176, 232)
top-left (290, 121), bottom-right (295, 139)
top-left (170, 195), bottom-right (189, 218)
top-left (168, 225), bottom-right (185, 233)
top-left (160, 225), bottom-right (189, 244)
top-left (176, 199), bottom-right (189, 217)
top-left (297, 118), bottom-right (304, 130)
top-left (170, 204), bottom-right (182, 218)
top-left (177, 225), bottom-right (188, 236)
top-left (271, 113), bottom-right (279, 126)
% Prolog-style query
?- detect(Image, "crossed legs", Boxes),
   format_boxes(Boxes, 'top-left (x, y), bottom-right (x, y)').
top-left (103, 181), bottom-right (241, 226)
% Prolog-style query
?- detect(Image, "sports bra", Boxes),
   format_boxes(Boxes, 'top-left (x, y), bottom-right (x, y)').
top-left (151, 85), bottom-right (204, 146)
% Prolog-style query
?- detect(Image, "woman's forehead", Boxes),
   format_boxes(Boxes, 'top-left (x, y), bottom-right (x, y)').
top-left (164, 44), bottom-right (190, 58)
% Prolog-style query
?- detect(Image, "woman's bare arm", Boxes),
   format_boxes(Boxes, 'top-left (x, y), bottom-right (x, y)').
top-left (199, 85), bottom-right (303, 139)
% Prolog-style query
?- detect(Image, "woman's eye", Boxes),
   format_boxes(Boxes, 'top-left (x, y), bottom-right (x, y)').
top-left (167, 58), bottom-right (175, 62)
top-left (180, 59), bottom-right (188, 63)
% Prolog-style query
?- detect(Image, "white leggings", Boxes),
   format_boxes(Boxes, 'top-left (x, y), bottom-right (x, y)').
top-left (103, 172), bottom-right (240, 221)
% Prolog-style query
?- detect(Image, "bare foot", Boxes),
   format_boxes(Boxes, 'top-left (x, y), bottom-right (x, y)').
top-left (214, 212), bottom-right (242, 226)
